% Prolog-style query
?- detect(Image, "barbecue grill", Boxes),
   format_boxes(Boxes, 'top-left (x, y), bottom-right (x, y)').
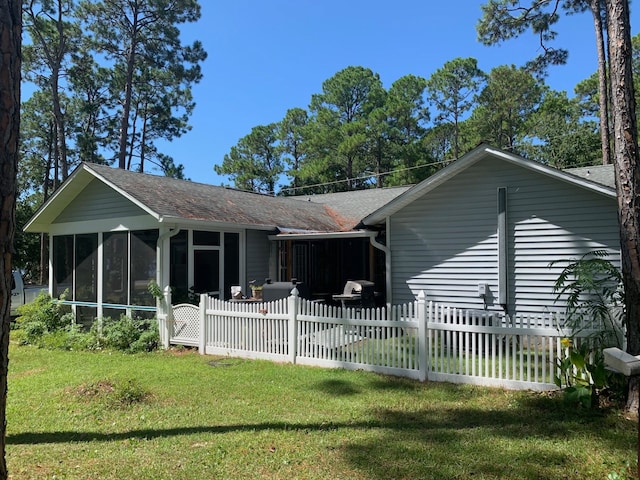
top-left (332, 280), bottom-right (375, 308)
top-left (261, 278), bottom-right (310, 302)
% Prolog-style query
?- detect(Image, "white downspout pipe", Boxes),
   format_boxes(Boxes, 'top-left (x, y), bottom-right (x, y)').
top-left (156, 227), bottom-right (181, 348)
top-left (368, 218), bottom-right (392, 307)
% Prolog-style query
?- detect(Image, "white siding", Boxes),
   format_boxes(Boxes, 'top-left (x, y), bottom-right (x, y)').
top-left (54, 178), bottom-right (147, 223)
top-left (390, 157), bottom-right (620, 315)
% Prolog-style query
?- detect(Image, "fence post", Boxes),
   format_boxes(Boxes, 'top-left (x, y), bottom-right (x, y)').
top-left (160, 286), bottom-right (172, 349)
top-left (417, 290), bottom-right (428, 381)
top-left (288, 288), bottom-right (299, 364)
top-left (198, 293), bottom-right (207, 355)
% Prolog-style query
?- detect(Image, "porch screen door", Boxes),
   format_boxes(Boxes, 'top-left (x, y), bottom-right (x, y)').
top-left (193, 250), bottom-right (220, 298)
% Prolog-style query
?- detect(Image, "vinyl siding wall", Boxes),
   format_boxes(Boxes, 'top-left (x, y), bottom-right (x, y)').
top-left (245, 229), bottom-right (271, 290)
top-left (54, 178), bottom-right (147, 223)
top-left (390, 157), bottom-right (620, 315)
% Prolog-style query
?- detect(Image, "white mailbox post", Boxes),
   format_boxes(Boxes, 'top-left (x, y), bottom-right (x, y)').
top-left (604, 347), bottom-right (640, 376)
top-left (603, 347), bottom-right (640, 477)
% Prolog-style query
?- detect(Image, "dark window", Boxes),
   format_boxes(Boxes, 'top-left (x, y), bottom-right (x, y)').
top-left (193, 230), bottom-right (220, 246)
top-left (75, 234), bottom-right (98, 302)
top-left (103, 232), bottom-right (128, 305)
top-left (193, 250), bottom-right (219, 295)
top-left (170, 231), bottom-right (188, 302)
top-left (53, 235), bottom-right (74, 298)
top-left (224, 233), bottom-right (240, 300)
top-left (130, 230), bottom-right (158, 306)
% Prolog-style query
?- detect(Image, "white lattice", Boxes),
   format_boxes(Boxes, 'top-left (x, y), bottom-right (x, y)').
top-left (171, 303), bottom-right (200, 345)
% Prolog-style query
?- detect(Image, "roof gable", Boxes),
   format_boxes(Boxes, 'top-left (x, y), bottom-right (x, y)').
top-left (362, 144), bottom-right (617, 226)
top-left (53, 178), bottom-right (148, 224)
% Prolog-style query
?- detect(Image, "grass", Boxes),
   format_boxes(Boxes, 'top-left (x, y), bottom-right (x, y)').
top-left (6, 344), bottom-right (638, 480)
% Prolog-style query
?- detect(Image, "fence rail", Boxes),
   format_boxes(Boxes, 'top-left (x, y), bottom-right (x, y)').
top-left (158, 289), bottom-right (602, 391)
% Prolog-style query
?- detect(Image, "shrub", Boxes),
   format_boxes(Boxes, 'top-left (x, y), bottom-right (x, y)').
top-left (45, 324), bottom-right (95, 351)
top-left (92, 315), bottom-right (160, 353)
top-left (113, 378), bottom-right (149, 405)
top-left (552, 250), bottom-right (625, 348)
top-left (130, 328), bottom-right (160, 353)
top-left (14, 295), bottom-right (160, 353)
top-left (22, 321), bottom-right (47, 344)
top-left (15, 291), bottom-right (73, 333)
top-left (100, 316), bottom-right (140, 351)
top-left (74, 378), bottom-right (150, 406)
top-left (552, 251), bottom-right (627, 407)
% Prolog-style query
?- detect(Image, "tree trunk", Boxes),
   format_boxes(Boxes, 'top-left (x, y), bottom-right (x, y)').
top-left (605, 0), bottom-right (640, 413)
top-left (53, 0), bottom-right (68, 180)
top-left (118, 43), bottom-right (136, 170)
top-left (117, 2), bottom-right (141, 171)
top-left (25, 0), bottom-right (69, 181)
top-left (0, 1), bottom-right (21, 478)
top-left (591, 0), bottom-right (612, 165)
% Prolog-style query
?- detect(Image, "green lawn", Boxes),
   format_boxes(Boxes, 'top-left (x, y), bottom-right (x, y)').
top-left (6, 344), bottom-right (637, 480)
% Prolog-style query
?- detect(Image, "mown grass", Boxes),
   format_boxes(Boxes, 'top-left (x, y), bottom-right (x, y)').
top-left (6, 343), bottom-right (638, 480)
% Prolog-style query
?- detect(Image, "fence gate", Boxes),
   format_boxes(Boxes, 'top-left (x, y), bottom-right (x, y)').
top-left (170, 303), bottom-right (200, 346)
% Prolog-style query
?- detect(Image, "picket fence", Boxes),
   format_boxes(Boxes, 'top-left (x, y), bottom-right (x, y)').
top-left (157, 288), bottom-right (602, 391)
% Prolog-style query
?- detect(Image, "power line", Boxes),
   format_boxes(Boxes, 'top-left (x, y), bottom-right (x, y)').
top-left (275, 158), bottom-right (455, 195)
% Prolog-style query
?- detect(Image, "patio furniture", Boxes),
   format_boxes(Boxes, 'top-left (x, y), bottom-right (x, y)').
top-left (261, 278), bottom-right (311, 302)
top-left (332, 280), bottom-right (375, 308)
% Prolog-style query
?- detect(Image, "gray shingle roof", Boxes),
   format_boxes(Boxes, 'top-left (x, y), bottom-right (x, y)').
top-left (85, 163), bottom-right (347, 232)
top-left (564, 164), bottom-right (615, 189)
top-left (297, 186), bottom-right (413, 228)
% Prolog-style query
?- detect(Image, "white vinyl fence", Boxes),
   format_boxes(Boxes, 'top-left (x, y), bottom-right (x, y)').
top-left (157, 288), bottom-right (603, 391)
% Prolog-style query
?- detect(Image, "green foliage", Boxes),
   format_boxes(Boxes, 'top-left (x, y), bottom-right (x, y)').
top-left (477, 0), bottom-right (571, 76)
top-left (37, 324), bottom-right (95, 351)
top-left (112, 378), bottom-right (149, 405)
top-left (18, 0), bottom-right (207, 237)
top-left (16, 290), bottom-right (73, 332)
top-left (521, 90), bottom-right (601, 168)
top-left (93, 315), bottom-right (159, 353)
top-left (75, 378), bottom-right (150, 407)
top-left (552, 250), bottom-right (625, 348)
top-left (554, 338), bottom-right (608, 408)
top-left (147, 279), bottom-right (163, 299)
top-left (76, 0), bottom-right (207, 171)
top-left (15, 292), bottom-right (159, 353)
top-left (426, 57), bottom-right (485, 158)
top-left (552, 251), bottom-right (626, 407)
top-left (472, 65), bottom-right (544, 152)
top-left (20, 321), bottom-right (46, 345)
top-left (14, 196), bottom-right (43, 279)
top-left (215, 123), bottom-right (284, 193)
top-left (130, 329), bottom-right (160, 353)
top-left (300, 66), bottom-right (387, 192)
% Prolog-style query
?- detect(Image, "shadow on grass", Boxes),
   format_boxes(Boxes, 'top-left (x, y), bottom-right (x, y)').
top-left (342, 401), bottom-right (634, 479)
top-left (4, 407), bottom-right (556, 445)
top-left (8, 372), bottom-right (635, 479)
top-left (313, 378), bottom-right (361, 396)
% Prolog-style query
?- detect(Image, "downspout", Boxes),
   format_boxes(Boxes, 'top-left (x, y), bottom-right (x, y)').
top-left (156, 226), bottom-right (181, 292)
top-left (368, 217), bottom-right (392, 307)
top-left (156, 226), bottom-right (181, 347)
top-left (497, 187), bottom-right (509, 315)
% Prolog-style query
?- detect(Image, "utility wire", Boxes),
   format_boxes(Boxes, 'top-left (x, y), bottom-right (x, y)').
top-left (274, 158), bottom-right (455, 195)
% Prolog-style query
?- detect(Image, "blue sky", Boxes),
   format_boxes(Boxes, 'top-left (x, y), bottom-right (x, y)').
top-left (157, 1), bottom-right (639, 186)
